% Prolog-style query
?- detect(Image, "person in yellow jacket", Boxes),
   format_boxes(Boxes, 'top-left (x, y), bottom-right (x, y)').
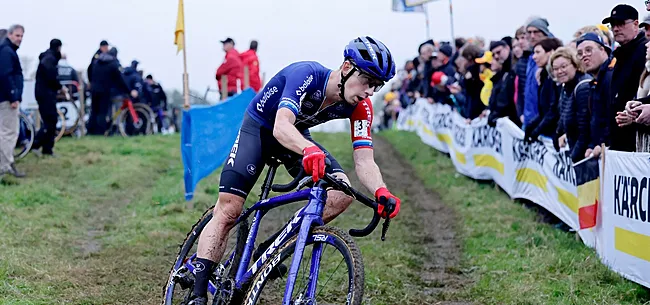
top-left (475, 51), bottom-right (494, 107)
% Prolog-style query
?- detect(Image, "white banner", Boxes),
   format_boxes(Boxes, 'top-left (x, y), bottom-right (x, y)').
top-left (397, 98), bottom-right (649, 288)
top-left (600, 150), bottom-right (650, 288)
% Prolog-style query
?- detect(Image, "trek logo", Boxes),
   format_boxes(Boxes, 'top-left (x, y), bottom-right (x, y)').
top-left (256, 86), bottom-right (278, 112)
top-left (246, 211), bottom-right (303, 304)
top-left (363, 39), bottom-right (378, 61)
top-left (227, 131), bottom-right (241, 167)
top-left (295, 75), bottom-right (314, 96)
top-left (249, 211), bottom-right (302, 275)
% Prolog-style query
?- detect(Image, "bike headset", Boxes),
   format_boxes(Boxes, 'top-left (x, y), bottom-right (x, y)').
top-left (338, 36), bottom-right (397, 101)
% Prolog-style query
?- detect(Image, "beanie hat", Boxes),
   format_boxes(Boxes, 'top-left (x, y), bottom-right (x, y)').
top-left (527, 18), bottom-right (553, 37)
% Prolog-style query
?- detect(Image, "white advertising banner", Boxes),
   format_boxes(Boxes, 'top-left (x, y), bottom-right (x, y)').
top-left (396, 98), bottom-right (649, 288)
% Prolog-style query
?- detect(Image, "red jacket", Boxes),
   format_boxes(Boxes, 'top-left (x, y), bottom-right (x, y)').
top-left (216, 49), bottom-right (243, 93)
top-left (239, 49), bottom-right (261, 92)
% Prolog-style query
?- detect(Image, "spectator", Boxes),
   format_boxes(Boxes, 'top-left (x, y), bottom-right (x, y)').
top-left (604, 4), bottom-right (649, 151)
top-left (450, 37), bottom-right (466, 68)
top-left (576, 33), bottom-right (614, 158)
top-left (57, 53), bottom-right (81, 98)
top-left (145, 74), bottom-right (169, 132)
top-left (398, 60), bottom-right (416, 106)
top-left (0, 24), bottom-right (25, 178)
top-left (215, 37), bottom-right (243, 98)
top-left (239, 40), bottom-right (262, 92)
top-left (427, 44), bottom-right (456, 105)
top-left (89, 47), bottom-right (130, 135)
top-left (514, 26), bottom-right (530, 124)
top-left (523, 17), bottom-right (554, 130)
top-left (382, 91), bottom-right (402, 129)
top-left (408, 41), bottom-right (434, 97)
top-left (622, 40), bottom-right (650, 152)
top-left (123, 60), bottom-right (152, 104)
top-left (32, 39), bottom-right (66, 157)
top-left (641, 15), bottom-right (650, 41)
top-left (596, 24), bottom-right (615, 47)
top-left (487, 40), bottom-right (519, 127)
top-left (647, 0), bottom-right (650, 11)
top-left (453, 44), bottom-right (483, 120)
top-left (552, 47), bottom-right (593, 162)
top-left (524, 37), bottom-right (563, 143)
top-left (87, 40), bottom-right (109, 86)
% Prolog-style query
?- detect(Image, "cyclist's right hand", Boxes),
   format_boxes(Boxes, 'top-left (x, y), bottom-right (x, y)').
top-left (302, 145), bottom-right (326, 182)
top-left (375, 187), bottom-right (401, 219)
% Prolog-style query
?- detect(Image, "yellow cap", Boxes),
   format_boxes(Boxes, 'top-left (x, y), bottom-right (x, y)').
top-left (596, 24), bottom-right (610, 33)
top-left (384, 92), bottom-right (397, 102)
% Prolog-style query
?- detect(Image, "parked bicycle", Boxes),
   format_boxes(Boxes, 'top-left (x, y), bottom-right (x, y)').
top-left (163, 159), bottom-right (395, 305)
top-left (106, 98), bottom-right (154, 137)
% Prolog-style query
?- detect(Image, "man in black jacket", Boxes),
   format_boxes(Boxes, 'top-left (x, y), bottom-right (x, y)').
top-left (145, 74), bottom-right (168, 132)
top-left (32, 39), bottom-right (66, 156)
top-left (0, 24), bottom-right (25, 178)
top-left (87, 40), bottom-right (109, 86)
top-left (89, 47), bottom-right (130, 135)
top-left (487, 40), bottom-right (519, 127)
top-left (604, 4), bottom-right (649, 151)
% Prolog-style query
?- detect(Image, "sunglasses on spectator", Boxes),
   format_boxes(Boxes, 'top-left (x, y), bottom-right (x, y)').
top-left (610, 20), bottom-right (635, 27)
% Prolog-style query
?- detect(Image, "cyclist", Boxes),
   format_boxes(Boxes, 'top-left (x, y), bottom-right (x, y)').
top-left (188, 36), bottom-right (402, 304)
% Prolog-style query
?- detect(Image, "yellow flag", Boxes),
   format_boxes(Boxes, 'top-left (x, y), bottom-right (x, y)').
top-left (174, 0), bottom-right (185, 54)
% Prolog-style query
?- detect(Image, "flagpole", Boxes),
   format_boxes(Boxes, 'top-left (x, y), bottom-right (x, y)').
top-left (182, 30), bottom-right (190, 110)
top-left (449, 0), bottom-right (455, 43)
top-left (424, 3), bottom-right (431, 39)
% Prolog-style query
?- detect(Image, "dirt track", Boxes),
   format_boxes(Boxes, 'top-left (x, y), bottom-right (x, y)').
top-left (247, 135), bottom-right (471, 304)
top-left (368, 136), bottom-right (471, 304)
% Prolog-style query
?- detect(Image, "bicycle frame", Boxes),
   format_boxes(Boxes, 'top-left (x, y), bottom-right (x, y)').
top-left (179, 171), bottom-right (331, 304)
top-left (111, 98), bottom-right (140, 124)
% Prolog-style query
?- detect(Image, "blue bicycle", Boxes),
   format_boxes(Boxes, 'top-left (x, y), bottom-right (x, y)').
top-left (163, 158), bottom-right (395, 305)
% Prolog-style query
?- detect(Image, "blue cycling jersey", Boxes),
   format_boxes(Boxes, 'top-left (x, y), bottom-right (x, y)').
top-left (246, 61), bottom-right (361, 131)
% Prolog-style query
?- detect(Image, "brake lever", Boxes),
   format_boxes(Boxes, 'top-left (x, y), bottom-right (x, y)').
top-left (381, 217), bottom-right (390, 241)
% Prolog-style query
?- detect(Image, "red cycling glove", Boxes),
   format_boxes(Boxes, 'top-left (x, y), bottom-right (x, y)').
top-left (302, 145), bottom-right (326, 182)
top-left (375, 187), bottom-right (401, 218)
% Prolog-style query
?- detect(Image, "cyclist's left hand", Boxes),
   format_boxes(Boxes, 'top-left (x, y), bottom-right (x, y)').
top-left (375, 187), bottom-right (401, 219)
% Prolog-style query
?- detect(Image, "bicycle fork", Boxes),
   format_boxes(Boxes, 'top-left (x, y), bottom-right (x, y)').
top-left (283, 186), bottom-right (327, 305)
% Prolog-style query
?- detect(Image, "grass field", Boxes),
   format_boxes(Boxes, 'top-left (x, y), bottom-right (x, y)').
top-left (381, 130), bottom-right (650, 305)
top-left (0, 133), bottom-right (440, 305)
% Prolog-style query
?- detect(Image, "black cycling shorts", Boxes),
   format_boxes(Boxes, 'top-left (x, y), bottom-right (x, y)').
top-left (219, 112), bottom-right (344, 198)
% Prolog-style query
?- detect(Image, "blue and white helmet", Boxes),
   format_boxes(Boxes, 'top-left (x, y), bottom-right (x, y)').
top-left (343, 36), bottom-right (396, 82)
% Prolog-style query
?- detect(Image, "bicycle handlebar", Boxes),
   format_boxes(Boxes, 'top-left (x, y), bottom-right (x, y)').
top-left (269, 160), bottom-right (394, 240)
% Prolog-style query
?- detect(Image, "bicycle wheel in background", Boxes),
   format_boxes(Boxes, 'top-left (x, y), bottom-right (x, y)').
top-left (242, 226), bottom-right (364, 305)
top-left (56, 101), bottom-right (80, 136)
top-left (53, 109), bottom-right (66, 142)
top-left (14, 112), bottom-right (35, 160)
top-left (117, 103), bottom-right (153, 137)
top-left (162, 207), bottom-right (247, 305)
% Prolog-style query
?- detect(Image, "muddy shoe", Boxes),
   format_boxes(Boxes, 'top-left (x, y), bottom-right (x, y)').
top-left (8, 163), bottom-right (25, 178)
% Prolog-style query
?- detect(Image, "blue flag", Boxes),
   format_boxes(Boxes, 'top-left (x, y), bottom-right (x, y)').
top-left (181, 89), bottom-right (256, 200)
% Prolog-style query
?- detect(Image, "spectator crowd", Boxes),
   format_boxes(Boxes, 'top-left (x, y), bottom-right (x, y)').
top-left (382, 3), bottom-right (650, 166)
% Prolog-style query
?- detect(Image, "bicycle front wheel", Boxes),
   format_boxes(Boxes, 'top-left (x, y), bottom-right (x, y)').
top-left (243, 226), bottom-right (364, 305)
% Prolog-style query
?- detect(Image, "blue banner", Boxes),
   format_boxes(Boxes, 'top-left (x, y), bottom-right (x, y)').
top-left (181, 89), bottom-right (256, 200)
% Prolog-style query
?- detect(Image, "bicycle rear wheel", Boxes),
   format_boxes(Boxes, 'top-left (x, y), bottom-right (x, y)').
top-left (14, 113), bottom-right (35, 160)
top-left (243, 226), bottom-right (364, 305)
top-left (117, 104), bottom-right (153, 137)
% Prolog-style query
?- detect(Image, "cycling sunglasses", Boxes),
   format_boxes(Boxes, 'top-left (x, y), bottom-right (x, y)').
top-left (351, 64), bottom-right (385, 92)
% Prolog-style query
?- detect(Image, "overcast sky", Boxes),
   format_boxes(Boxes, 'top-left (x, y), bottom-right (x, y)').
top-left (0, 0), bottom-right (641, 97)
